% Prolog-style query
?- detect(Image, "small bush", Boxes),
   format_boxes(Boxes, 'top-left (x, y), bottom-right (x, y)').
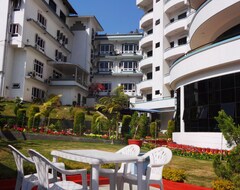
top-left (163, 167), bottom-right (186, 182)
top-left (166, 120), bottom-right (175, 139)
top-left (73, 112), bottom-right (85, 135)
top-left (16, 109), bottom-right (26, 126)
top-left (212, 179), bottom-right (234, 190)
top-left (121, 115), bottom-right (131, 137)
top-left (150, 121), bottom-right (157, 138)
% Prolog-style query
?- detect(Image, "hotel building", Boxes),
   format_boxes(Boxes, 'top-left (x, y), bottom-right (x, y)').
top-left (135, 0), bottom-right (240, 149)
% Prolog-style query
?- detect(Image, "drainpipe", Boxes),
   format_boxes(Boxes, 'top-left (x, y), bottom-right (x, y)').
top-left (0, 1), bottom-right (11, 97)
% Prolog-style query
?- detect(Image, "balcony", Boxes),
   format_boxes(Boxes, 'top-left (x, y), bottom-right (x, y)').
top-left (112, 68), bottom-right (143, 77)
top-left (164, 43), bottom-right (189, 61)
top-left (164, 0), bottom-right (187, 15)
top-left (136, 0), bottom-right (153, 10)
top-left (189, 0), bottom-right (240, 49)
top-left (188, 0), bottom-right (207, 10)
top-left (131, 96), bottom-right (175, 110)
top-left (139, 56), bottom-right (153, 70)
top-left (139, 34), bottom-right (153, 49)
top-left (164, 18), bottom-right (188, 37)
top-left (138, 79), bottom-right (153, 91)
top-left (170, 35), bottom-right (240, 88)
top-left (140, 11), bottom-right (153, 29)
top-left (50, 78), bottom-right (88, 90)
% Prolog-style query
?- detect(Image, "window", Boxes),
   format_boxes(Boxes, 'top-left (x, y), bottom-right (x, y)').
top-left (146, 94), bottom-right (152, 101)
top-left (120, 61), bottom-right (137, 72)
top-left (147, 72), bottom-right (152, 80)
top-left (147, 29), bottom-right (153, 35)
top-left (121, 83), bottom-right (135, 92)
top-left (178, 12), bottom-right (187, 20)
top-left (56, 30), bottom-right (68, 46)
top-left (98, 61), bottom-right (112, 72)
top-left (32, 87), bottom-right (45, 100)
top-left (55, 50), bottom-right (67, 62)
top-left (99, 44), bottom-right (114, 55)
top-left (155, 90), bottom-right (160, 95)
top-left (102, 83), bottom-right (112, 92)
top-left (178, 37), bottom-right (187, 45)
top-left (170, 18), bottom-right (175, 23)
top-left (156, 0), bottom-right (160, 3)
top-left (170, 41), bottom-right (174, 48)
top-left (37, 12), bottom-right (47, 29)
top-left (49, 0), bottom-right (56, 12)
top-left (12, 83), bottom-right (20, 89)
top-left (122, 43), bottom-right (138, 53)
top-left (155, 66), bottom-right (160, 71)
top-left (147, 51), bottom-right (152, 57)
top-left (34, 59), bottom-right (44, 78)
top-left (60, 10), bottom-right (66, 23)
top-left (12, 0), bottom-right (21, 11)
top-left (155, 19), bottom-right (160, 25)
top-left (155, 42), bottom-right (160, 48)
top-left (53, 70), bottom-right (62, 79)
top-left (35, 34), bottom-right (45, 53)
top-left (10, 24), bottom-right (20, 37)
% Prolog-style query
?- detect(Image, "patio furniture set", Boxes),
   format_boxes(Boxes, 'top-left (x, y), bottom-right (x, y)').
top-left (8, 144), bottom-right (172, 190)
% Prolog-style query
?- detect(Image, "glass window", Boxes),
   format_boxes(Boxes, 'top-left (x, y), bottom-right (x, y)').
top-left (121, 83), bottom-right (135, 92)
top-left (178, 12), bottom-right (187, 19)
top-left (60, 10), bottom-right (66, 23)
top-left (10, 24), bottom-right (20, 37)
top-left (155, 19), bottom-right (160, 25)
top-left (221, 74), bottom-right (234, 89)
top-left (12, 0), bottom-right (21, 11)
top-left (146, 94), bottom-right (152, 101)
top-left (178, 37), bottom-right (187, 45)
top-left (122, 43), bottom-right (138, 53)
top-left (34, 59), bottom-right (44, 78)
top-left (102, 83), bottom-right (112, 92)
top-left (98, 61), bottom-right (112, 72)
top-left (155, 66), bottom-right (160, 71)
top-left (49, 0), bottom-right (56, 12)
top-left (32, 87), bottom-right (45, 100)
top-left (99, 44), bottom-right (113, 55)
top-left (35, 34), bottom-right (45, 53)
top-left (37, 12), bottom-right (47, 29)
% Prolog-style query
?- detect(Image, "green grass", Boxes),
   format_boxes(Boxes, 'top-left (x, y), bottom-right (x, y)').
top-left (0, 139), bottom-right (217, 188)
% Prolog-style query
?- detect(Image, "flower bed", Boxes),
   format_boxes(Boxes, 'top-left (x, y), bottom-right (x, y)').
top-left (167, 142), bottom-right (230, 160)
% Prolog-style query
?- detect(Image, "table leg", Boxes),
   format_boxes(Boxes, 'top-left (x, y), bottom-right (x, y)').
top-left (91, 164), bottom-right (99, 190)
top-left (137, 161), bottom-right (143, 190)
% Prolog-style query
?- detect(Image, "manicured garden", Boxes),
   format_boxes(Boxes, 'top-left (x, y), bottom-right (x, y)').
top-left (0, 139), bottom-right (216, 188)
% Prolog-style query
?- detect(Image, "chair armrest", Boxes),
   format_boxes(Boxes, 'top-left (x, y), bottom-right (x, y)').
top-left (148, 164), bottom-right (164, 167)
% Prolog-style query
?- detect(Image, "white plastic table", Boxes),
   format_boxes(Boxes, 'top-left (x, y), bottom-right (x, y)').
top-left (51, 149), bottom-right (144, 190)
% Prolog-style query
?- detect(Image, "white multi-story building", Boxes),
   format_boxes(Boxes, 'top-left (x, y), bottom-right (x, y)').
top-left (90, 33), bottom-right (143, 100)
top-left (0, 0), bottom-right (103, 106)
top-left (0, 0), bottom-right (143, 107)
top-left (135, 0), bottom-right (240, 149)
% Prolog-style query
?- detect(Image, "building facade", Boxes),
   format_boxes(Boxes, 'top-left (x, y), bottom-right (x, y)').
top-left (0, 0), bottom-right (103, 106)
top-left (89, 33), bottom-right (143, 104)
top-left (135, 0), bottom-right (240, 149)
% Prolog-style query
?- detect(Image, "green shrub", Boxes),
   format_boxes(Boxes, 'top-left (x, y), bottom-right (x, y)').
top-left (212, 179), bottom-right (234, 190)
top-left (27, 106), bottom-right (40, 129)
top-left (163, 167), bottom-right (186, 182)
top-left (121, 115), bottom-right (131, 137)
top-left (73, 112), bottom-right (85, 135)
top-left (0, 118), bottom-right (7, 128)
top-left (7, 118), bottom-right (16, 128)
top-left (55, 120), bottom-right (63, 131)
top-left (150, 121), bottom-right (157, 138)
top-left (166, 120), bottom-right (175, 139)
top-left (16, 109), bottom-right (26, 126)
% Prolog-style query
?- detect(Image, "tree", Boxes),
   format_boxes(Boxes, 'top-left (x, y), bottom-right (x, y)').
top-left (73, 112), bottom-right (85, 135)
top-left (213, 110), bottom-right (240, 189)
top-left (214, 110), bottom-right (240, 147)
top-left (121, 115), bottom-right (131, 137)
top-left (35, 95), bottom-right (62, 127)
top-left (0, 97), bottom-right (5, 116)
top-left (95, 86), bottom-right (129, 143)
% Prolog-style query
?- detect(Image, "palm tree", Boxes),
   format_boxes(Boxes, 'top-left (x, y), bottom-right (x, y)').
top-left (95, 86), bottom-right (129, 143)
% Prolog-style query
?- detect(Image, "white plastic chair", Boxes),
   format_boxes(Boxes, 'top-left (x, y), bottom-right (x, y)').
top-left (28, 149), bottom-right (88, 190)
top-left (99, 144), bottom-right (140, 190)
top-left (8, 144), bottom-right (40, 190)
top-left (8, 144), bottom-right (65, 190)
top-left (118, 147), bottom-right (172, 190)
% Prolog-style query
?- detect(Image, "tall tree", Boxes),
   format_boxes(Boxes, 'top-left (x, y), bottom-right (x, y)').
top-left (95, 86), bottom-right (129, 142)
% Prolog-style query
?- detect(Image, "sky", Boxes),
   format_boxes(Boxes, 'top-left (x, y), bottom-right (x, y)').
top-left (68, 0), bottom-right (143, 34)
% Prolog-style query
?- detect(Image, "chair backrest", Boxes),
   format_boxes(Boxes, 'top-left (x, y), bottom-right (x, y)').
top-left (117, 144), bottom-right (140, 173)
top-left (8, 145), bottom-right (34, 177)
top-left (144, 147), bottom-right (172, 180)
top-left (28, 149), bottom-right (54, 190)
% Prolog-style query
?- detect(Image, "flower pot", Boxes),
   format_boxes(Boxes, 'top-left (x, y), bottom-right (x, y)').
top-left (128, 139), bottom-right (143, 147)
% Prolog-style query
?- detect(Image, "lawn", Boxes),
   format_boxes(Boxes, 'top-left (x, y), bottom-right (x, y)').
top-left (0, 139), bottom-right (217, 188)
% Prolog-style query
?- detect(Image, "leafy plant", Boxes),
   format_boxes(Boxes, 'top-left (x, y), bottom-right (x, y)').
top-left (121, 115), bottom-right (131, 137)
top-left (167, 120), bottom-right (175, 139)
top-left (213, 110), bottom-right (240, 189)
top-left (212, 178), bottom-right (234, 190)
top-left (73, 112), bottom-right (85, 135)
top-left (163, 167), bottom-right (186, 182)
top-left (150, 121), bottom-right (157, 138)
